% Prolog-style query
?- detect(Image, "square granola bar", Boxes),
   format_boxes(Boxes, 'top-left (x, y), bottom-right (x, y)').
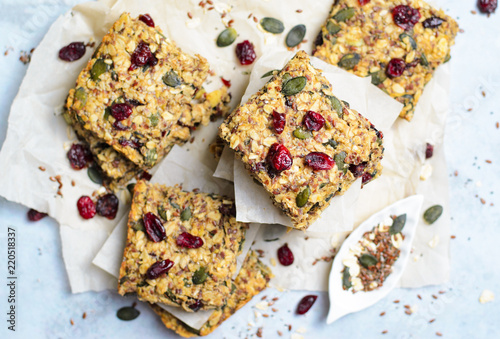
top-left (118, 181), bottom-right (248, 312)
top-left (218, 51), bottom-right (384, 230)
top-left (150, 250), bottom-right (272, 337)
top-left (313, 0), bottom-right (458, 121)
top-left (65, 12), bottom-right (224, 169)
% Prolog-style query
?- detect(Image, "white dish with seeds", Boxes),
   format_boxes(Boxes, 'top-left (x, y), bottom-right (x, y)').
top-left (327, 195), bottom-right (424, 324)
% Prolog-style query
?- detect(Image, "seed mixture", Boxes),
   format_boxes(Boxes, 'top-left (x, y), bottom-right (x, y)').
top-left (219, 51), bottom-right (384, 230)
top-left (313, 0), bottom-right (459, 121)
top-left (342, 214), bottom-right (406, 293)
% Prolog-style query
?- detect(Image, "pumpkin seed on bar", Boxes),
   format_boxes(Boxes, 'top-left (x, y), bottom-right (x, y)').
top-left (87, 165), bottom-right (103, 185)
top-left (286, 24), bottom-right (306, 48)
top-left (117, 306), bottom-right (140, 321)
top-left (390, 214), bottom-right (407, 234)
top-left (399, 33), bottom-right (417, 49)
top-left (326, 20), bottom-right (341, 35)
top-left (342, 267), bottom-right (352, 289)
top-left (163, 70), bottom-right (182, 87)
top-left (293, 127), bottom-right (313, 140)
top-left (296, 186), bottom-right (311, 207)
top-left (158, 205), bottom-right (168, 221)
top-left (180, 207), bottom-right (192, 221)
top-left (149, 113), bottom-right (160, 127)
top-left (359, 253), bottom-right (378, 268)
top-left (328, 95), bottom-right (343, 117)
top-left (333, 7), bottom-right (355, 22)
top-left (338, 53), bottom-right (360, 70)
top-left (423, 205), bottom-right (443, 224)
top-left (216, 27), bottom-right (237, 47)
top-left (371, 69), bottom-right (387, 86)
top-left (420, 53), bottom-right (429, 66)
top-left (132, 220), bottom-right (145, 232)
top-left (90, 58), bottom-right (110, 81)
top-left (323, 139), bottom-right (338, 149)
top-left (75, 87), bottom-right (87, 105)
top-left (444, 53), bottom-right (451, 63)
top-left (192, 266), bottom-right (208, 284)
top-left (334, 151), bottom-right (348, 174)
top-left (261, 69), bottom-right (279, 78)
top-left (145, 148), bottom-right (157, 166)
top-left (260, 17), bottom-right (285, 34)
top-left (282, 76), bottom-right (307, 96)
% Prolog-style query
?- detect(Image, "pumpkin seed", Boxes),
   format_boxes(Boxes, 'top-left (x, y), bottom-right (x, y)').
top-left (163, 70), bottom-right (182, 87)
top-left (390, 214), bottom-right (407, 234)
top-left (423, 205), bottom-right (443, 224)
top-left (87, 165), bottom-right (103, 185)
top-left (216, 27), bottom-right (237, 47)
top-left (371, 69), bottom-right (387, 86)
top-left (91, 42), bottom-right (102, 59)
top-left (180, 207), bottom-right (192, 221)
top-left (75, 87), bottom-right (87, 105)
top-left (328, 95), bottom-right (343, 117)
top-left (333, 7), bottom-right (355, 22)
top-left (103, 107), bottom-right (111, 120)
top-left (399, 33), bottom-right (417, 49)
top-left (323, 139), bottom-right (338, 149)
top-left (293, 127), bottom-right (313, 139)
top-left (260, 17), bottom-right (285, 34)
top-left (132, 220), bottom-right (145, 232)
top-left (334, 151), bottom-right (347, 174)
top-left (443, 53), bottom-right (451, 64)
top-left (169, 198), bottom-right (180, 210)
top-left (192, 266), bottom-right (208, 284)
top-left (338, 53), bottom-right (360, 70)
top-left (261, 69), bottom-right (279, 78)
top-left (145, 148), bottom-right (157, 166)
top-left (326, 20), bottom-right (341, 35)
top-left (231, 282), bottom-right (237, 294)
top-left (282, 72), bottom-right (292, 84)
top-left (165, 289), bottom-right (179, 304)
top-left (286, 24), bottom-right (306, 48)
top-left (359, 253), bottom-right (378, 268)
top-left (342, 267), bottom-right (352, 289)
top-left (127, 183), bottom-right (136, 195)
top-left (420, 53), bottom-right (429, 66)
top-left (117, 306), bottom-right (140, 321)
top-left (62, 111), bottom-right (72, 125)
top-left (158, 205), bottom-right (168, 221)
top-left (264, 238), bottom-right (279, 242)
top-left (342, 100), bottom-right (350, 108)
top-left (282, 76), bottom-right (307, 96)
top-left (90, 58), bottom-right (109, 81)
top-left (149, 113), bottom-right (159, 127)
top-left (296, 186), bottom-right (311, 207)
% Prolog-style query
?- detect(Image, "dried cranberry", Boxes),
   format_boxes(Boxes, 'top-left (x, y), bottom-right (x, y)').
top-left (422, 16), bottom-right (444, 28)
top-left (188, 300), bottom-right (203, 312)
top-left (139, 171), bottom-right (152, 181)
top-left (138, 14), bottom-right (155, 27)
top-left (358, 0), bottom-right (370, 5)
top-left (303, 111), bottom-right (325, 131)
top-left (129, 42), bottom-right (158, 71)
top-left (27, 209), bottom-right (47, 222)
top-left (177, 232), bottom-right (204, 249)
top-left (110, 103), bottom-right (133, 121)
top-left (296, 295), bottom-right (318, 315)
top-left (113, 121), bottom-right (129, 130)
top-left (349, 162), bottom-right (366, 177)
top-left (361, 172), bottom-right (373, 184)
top-left (235, 40), bottom-right (256, 65)
top-left (219, 203), bottom-right (236, 217)
top-left (96, 193), bottom-right (119, 220)
top-left (305, 152), bottom-right (335, 171)
top-left (146, 259), bottom-right (174, 279)
top-left (67, 143), bottom-right (93, 170)
top-left (221, 77), bottom-right (231, 88)
top-left (277, 243), bottom-right (294, 266)
top-left (77, 196), bottom-right (96, 219)
top-left (425, 143), bottom-right (434, 159)
top-left (272, 111), bottom-right (286, 134)
top-left (313, 31), bottom-right (324, 48)
top-left (478, 0), bottom-right (497, 13)
top-left (386, 58), bottom-right (406, 78)
top-left (143, 212), bottom-right (166, 242)
top-left (267, 143), bottom-right (293, 172)
top-left (392, 5), bottom-right (421, 31)
top-left (59, 42), bottom-right (86, 61)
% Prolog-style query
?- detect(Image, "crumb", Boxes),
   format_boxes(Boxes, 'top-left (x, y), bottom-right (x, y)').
top-left (459, 28), bottom-right (465, 33)
top-left (482, 91), bottom-right (486, 97)
top-left (272, 308), bottom-right (278, 312)
top-left (479, 289), bottom-right (495, 304)
top-left (454, 170), bottom-right (458, 176)
top-left (19, 49), bottom-right (34, 64)
top-left (296, 9), bottom-right (303, 13)
top-left (471, 10), bottom-right (477, 14)
top-left (405, 309), bottom-right (412, 315)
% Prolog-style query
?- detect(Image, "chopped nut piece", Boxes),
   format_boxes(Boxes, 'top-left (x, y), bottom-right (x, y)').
top-left (479, 289), bottom-right (495, 304)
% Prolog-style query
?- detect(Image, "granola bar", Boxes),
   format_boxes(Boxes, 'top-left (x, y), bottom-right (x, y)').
top-left (219, 51), bottom-right (384, 230)
top-left (65, 12), bottom-right (227, 171)
top-left (150, 250), bottom-right (272, 337)
top-left (118, 181), bottom-right (248, 312)
top-left (313, 0), bottom-right (458, 121)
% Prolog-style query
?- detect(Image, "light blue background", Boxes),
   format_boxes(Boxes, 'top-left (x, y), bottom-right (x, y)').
top-left (0, 1), bottom-right (499, 338)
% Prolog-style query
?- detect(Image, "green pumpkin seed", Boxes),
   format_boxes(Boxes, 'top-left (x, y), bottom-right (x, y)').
top-left (342, 267), bottom-right (352, 289)
top-left (117, 306), bottom-right (140, 321)
top-left (371, 69), bottom-right (387, 86)
top-left (169, 198), bottom-right (180, 210)
top-left (90, 58), bottom-right (109, 81)
top-left (338, 53), bottom-right (360, 70)
top-left (333, 7), bottom-right (355, 22)
top-left (62, 111), bottom-right (72, 125)
top-left (334, 151), bottom-right (348, 174)
top-left (165, 289), bottom-right (179, 304)
top-left (359, 253), bottom-right (378, 268)
top-left (145, 148), bottom-right (157, 166)
top-left (444, 53), bottom-right (451, 64)
top-left (390, 214), bottom-right (407, 235)
top-left (296, 186), bottom-right (311, 207)
top-left (423, 205), bottom-right (443, 224)
top-left (127, 183), bottom-right (136, 195)
top-left (87, 165), bottom-right (103, 185)
top-left (264, 238), bottom-right (279, 242)
top-left (399, 33), bottom-right (417, 50)
top-left (420, 53), bottom-right (429, 67)
top-left (323, 139), bottom-right (338, 149)
top-left (282, 76), bottom-right (307, 96)
top-left (261, 69), bottom-right (279, 78)
top-left (260, 17), bottom-right (285, 34)
top-left (75, 87), bottom-right (87, 105)
top-left (132, 220), bottom-right (145, 232)
top-left (149, 113), bottom-right (160, 127)
top-left (192, 266), bottom-right (208, 284)
top-left (103, 107), bottom-right (111, 120)
top-left (326, 20), bottom-right (341, 35)
top-left (231, 282), bottom-right (237, 294)
top-left (216, 27), bottom-right (237, 47)
top-left (180, 207), bottom-right (192, 221)
top-left (293, 127), bottom-right (313, 140)
top-left (286, 24), bottom-right (306, 48)
top-left (282, 72), bottom-right (292, 84)
top-left (91, 43), bottom-right (102, 59)
top-left (158, 205), bottom-right (168, 221)
top-left (163, 70), bottom-right (182, 87)
top-left (328, 95), bottom-right (343, 117)
top-left (111, 70), bottom-right (118, 81)
top-left (342, 100), bottom-right (350, 108)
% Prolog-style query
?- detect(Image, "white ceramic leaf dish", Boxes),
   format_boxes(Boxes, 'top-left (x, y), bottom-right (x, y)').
top-left (327, 195), bottom-right (424, 324)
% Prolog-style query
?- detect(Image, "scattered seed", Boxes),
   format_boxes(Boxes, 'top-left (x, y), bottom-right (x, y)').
top-left (454, 170), bottom-right (458, 176)
top-left (496, 122), bottom-right (499, 129)
top-left (382, 330), bottom-right (388, 334)
top-left (286, 24), bottom-right (306, 48)
top-left (260, 17), bottom-right (285, 34)
top-left (296, 9), bottom-right (303, 13)
top-left (253, 16), bottom-right (258, 23)
top-left (423, 205), bottom-right (443, 224)
top-left (216, 28), bottom-right (237, 47)
top-left (417, 294), bottom-right (422, 300)
top-left (262, 314), bottom-right (269, 318)
top-left (429, 319), bottom-right (436, 323)
top-left (82, 312), bottom-right (87, 319)
top-left (288, 324), bottom-right (292, 331)
top-left (261, 295), bottom-right (267, 300)
top-left (380, 312), bottom-right (386, 316)
top-left (272, 308), bottom-right (278, 312)
top-left (436, 332), bottom-right (443, 337)
top-left (439, 290), bottom-right (446, 294)
top-left (471, 10), bottom-right (477, 14)
top-left (450, 235), bottom-right (456, 239)
top-left (404, 305), bottom-right (411, 309)
top-left (187, 12), bottom-right (193, 19)
top-left (70, 319), bottom-right (74, 325)
top-left (405, 309), bottom-right (412, 315)
top-left (480, 198), bottom-right (486, 205)
top-left (277, 330), bottom-right (283, 336)
top-left (432, 295), bottom-right (438, 299)
top-left (39, 166), bottom-right (46, 171)
top-left (117, 306), bottom-right (140, 321)
top-left (486, 160), bottom-right (492, 164)
top-left (394, 300), bottom-right (400, 304)
top-left (482, 91), bottom-right (486, 97)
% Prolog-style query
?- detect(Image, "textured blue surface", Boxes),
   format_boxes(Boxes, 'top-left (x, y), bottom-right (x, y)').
top-left (0, 1), bottom-right (499, 338)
